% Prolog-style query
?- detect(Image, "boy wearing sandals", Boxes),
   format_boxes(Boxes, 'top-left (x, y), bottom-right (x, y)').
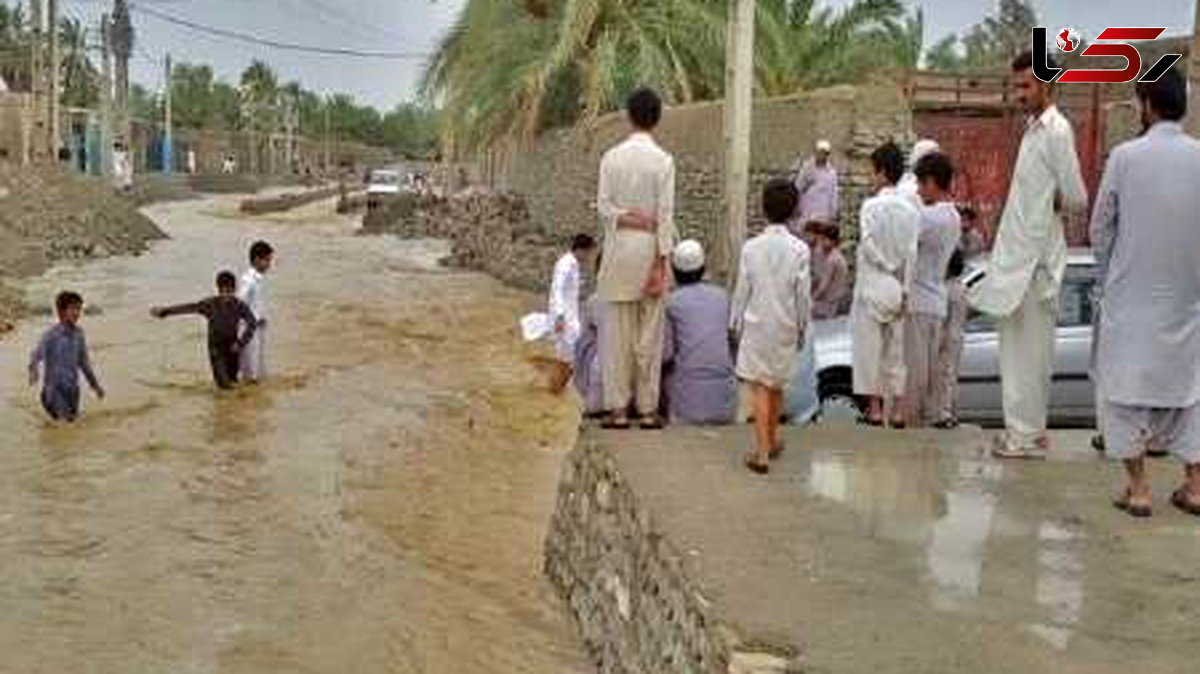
top-left (1091, 70), bottom-right (1200, 518)
top-left (730, 179), bottom-right (811, 474)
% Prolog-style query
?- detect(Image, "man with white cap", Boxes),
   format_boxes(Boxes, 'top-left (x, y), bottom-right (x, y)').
top-left (791, 139), bottom-right (839, 229)
top-left (662, 239), bottom-right (736, 425)
top-left (899, 138), bottom-right (941, 208)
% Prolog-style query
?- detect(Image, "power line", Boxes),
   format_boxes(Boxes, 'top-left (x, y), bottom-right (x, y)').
top-left (131, 3), bottom-right (429, 60)
top-left (282, 0), bottom-right (409, 45)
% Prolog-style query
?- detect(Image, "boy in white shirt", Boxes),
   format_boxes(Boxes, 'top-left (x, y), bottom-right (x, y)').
top-left (238, 240), bottom-right (274, 384)
top-left (549, 234), bottom-right (598, 393)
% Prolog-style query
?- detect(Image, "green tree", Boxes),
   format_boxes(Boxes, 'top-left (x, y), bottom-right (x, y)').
top-left (925, 0), bottom-right (1039, 71)
top-left (382, 103), bottom-right (439, 157)
top-left (210, 82), bottom-right (242, 130)
top-left (170, 63), bottom-right (217, 128)
top-left (129, 82), bottom-right (159, 120)
top-left (0, 4), bottom-right (30, 90)
top-left (59, 17), bottom-right (98, 108)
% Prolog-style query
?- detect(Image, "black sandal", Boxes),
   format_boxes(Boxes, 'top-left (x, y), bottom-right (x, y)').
top-left (1170, 488), bottom-right (1200, 517)
top-left (769, 440), bottom-right (785, 461)
top-left (1113, 490), bottom-right (1153, 518)
top-left (601, 414), bottom-right (631, 430)
top-left (744, 456), bottom-right (769, 475)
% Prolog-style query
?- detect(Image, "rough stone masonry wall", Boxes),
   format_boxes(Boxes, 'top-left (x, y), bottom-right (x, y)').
top-left (544, 433), bottom-right (803, 674)
top-left (500, 81), bottom-right (913, 257)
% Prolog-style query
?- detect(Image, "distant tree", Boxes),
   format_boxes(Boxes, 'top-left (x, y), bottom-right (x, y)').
top-left (926, 0), bottom-right (1039, 71)
top-left (170, 63), bottom-right (217, 128)
top-left (210, 82), bottom-right (242, 130)
top-left (129, 82), bottom-right (159, 120)
top-left (382, 103), bottom-right (438, 157)
top-left (59, 17), bottom-right (99, 108)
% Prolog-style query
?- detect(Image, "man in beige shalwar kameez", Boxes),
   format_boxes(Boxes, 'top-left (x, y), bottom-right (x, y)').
top-left (595, 88), bottom-right (676, 430)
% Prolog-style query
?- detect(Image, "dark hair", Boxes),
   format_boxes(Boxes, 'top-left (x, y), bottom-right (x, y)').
top-left (914, 151), bottom-right (954, 191)
top-left (1011, 49), bottom-right (1057, 72)
top-left (819, 222), bottom-right (841, 245)
top-left (673, 266), bottom-right (705, 286)
top-left (571, 233), bottom-right (597, 252)
top-left (216, 271), bottom-right (237, 290)
top-left (249, 240), bottom-right (274, 263)
top-left (870, 142), bottom-right (905, 185)
top-left (626, 88), bottom-right (663, 130)
top-left (956, 204), bottom-right (978, 222)
top-left (55, 291), bottom-right (83, 313)
top-left (1136, 67), bottom-right (1187, 121)
top-left (762, 178), bottom-right (799, 224)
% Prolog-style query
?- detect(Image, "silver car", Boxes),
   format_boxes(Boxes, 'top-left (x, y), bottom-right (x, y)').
top-left (812, 250), bottom-right (1097, 426)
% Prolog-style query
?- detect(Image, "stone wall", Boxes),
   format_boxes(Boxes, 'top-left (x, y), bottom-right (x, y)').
top-left (497, 81), bottom-right (913, 255)
top-left (544, 433), bottom-right (803, 674)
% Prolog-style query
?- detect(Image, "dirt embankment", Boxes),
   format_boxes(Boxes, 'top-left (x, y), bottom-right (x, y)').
top-left (361, 192), bottom-right (563, 293)
top-left (0, 165), bottom-right (167, 329)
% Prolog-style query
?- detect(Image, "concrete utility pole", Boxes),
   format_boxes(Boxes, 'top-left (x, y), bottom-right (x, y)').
top-left (163, 53), bottom-right (172, 174)
top-left (100, 14), bottom-right (113, 176)
top-left (28, 0), bottom-right (43, 162)
top-left (1188, 0), bottom-right (1200, 137)
top-left (111, 0), bottom-right (133, 145)
top-left (720, 0), bottom-right (756, 285)
top-left (48, 0), bottom-right (60, 156)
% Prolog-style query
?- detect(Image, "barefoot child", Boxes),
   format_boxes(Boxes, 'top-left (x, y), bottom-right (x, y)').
top-left (548, 234), bottom-right (598, 393)
top-left (730, 179), bottom-right (812, 474)
top-left (151, 271), bottom-right (259, 390)
top-left (238, 241), bottom-right (273, 383)
top-left (28, 291), bottom-right (105, 421)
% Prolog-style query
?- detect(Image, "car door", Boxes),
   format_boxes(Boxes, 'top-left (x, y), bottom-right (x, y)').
top-left (957, 309), bottom-right (1002, 425)
top-left (1048, 265), bottom-right (1097, 426)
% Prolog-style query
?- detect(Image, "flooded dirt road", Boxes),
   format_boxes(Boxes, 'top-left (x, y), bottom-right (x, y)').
top-left (0, 196), bottom-right (590, 673)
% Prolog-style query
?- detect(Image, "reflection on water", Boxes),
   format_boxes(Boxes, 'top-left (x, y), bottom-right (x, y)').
top-left (0, 196), bottom-right (589, 673)
top-left (805, 442), bottom-right (1086, 650)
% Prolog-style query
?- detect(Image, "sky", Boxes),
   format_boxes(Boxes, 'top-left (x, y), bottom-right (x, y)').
top-left (7, 0), bottom-right (1198, 112)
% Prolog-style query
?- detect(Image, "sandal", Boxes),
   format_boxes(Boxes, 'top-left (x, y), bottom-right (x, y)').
top-left (1113, 490), bottom-right (1153, 518)
top-left (1170, 488), bottom-right (1200, 517)
top-left (744, 455), bottom-right (769, 475)
top-left (601, 414), bottom-right (631, 430)
top-left (933, 418), bottom-right (959, 430)
top-left (639, 414), bottom-right (664, 430)
top-left (889, 419), bottom-right (907, 430)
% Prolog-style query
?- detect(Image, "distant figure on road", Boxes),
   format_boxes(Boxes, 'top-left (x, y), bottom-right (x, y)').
top-left (186, 149), bottom-right (197, 175)
top-left (661, 240), bottom-right (736, 425)
top-left (790, 139), bottom-right (839, 232)
top-left (112, 142), bottom-right (134, 193)
top-left (548, 234), bottom-right (598, 394)
top-left (1091, 69), bottom-right (1200, 519)
top-left (903, 152), bottom-right (960, 428)
top-left (730, 179), bottom-right (811, 474)
top-left (28, 291), bottom-right (105, 422)
top-left (595, 87), bottom-right (676, 430)
top-left (222, 155), bottom-right (237, 174)
top-left (851, 142), bottom-right (919, 428)
top-left (151, 271), bottom-right (259, 390)
top-left (238, 241), bottom-right (274, 384)
top-left (969, 51), bottom-right (1087, 459)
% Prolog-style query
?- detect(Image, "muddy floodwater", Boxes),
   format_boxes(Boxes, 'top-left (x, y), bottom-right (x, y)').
top-left (0, 196), bottom-right (590, 673)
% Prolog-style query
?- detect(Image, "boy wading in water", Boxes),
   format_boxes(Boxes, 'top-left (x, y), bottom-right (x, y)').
top-left (730, 179), bottom-right (812, 475)
top-left (151, 271), bottom-right (260, 390)
top-left (28, 291), bottom-right (105, 421)
top-left (238, 241), bottom-right (274, 384)
top-left (548, 234), bottom-right (598, 394)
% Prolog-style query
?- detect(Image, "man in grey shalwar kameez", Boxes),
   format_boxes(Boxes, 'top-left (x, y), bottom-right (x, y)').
top-left (662, 240), bottom-right (736, 425)
top-left (1091, 70), bottom-right (1200, 518)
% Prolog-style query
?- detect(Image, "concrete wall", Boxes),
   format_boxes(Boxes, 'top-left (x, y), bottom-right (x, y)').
top-left (0, 93), bottom-right (31, 163)
top-left (544, 433), bottom-right (803, 674)
top-left (496, 81), bottom-right (912, 255)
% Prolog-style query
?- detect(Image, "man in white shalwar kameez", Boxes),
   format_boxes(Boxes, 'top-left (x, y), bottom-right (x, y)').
top-left (548, 234), bottom-right (598, 393)
top-left (730, 179), bottom-right (811, 474)
top-left (898, 138), bottom-right (940, 209)
top-left (851, 142), bottom-right (919, 427)
top-left (1091, 70), bottom-right (1200, 518)
top-left (968, 52), bottom-right (1087, 458)
top-left (238, 241), bottom-right (274, 383)
top-left (595, 88), bottom-right (676, 430)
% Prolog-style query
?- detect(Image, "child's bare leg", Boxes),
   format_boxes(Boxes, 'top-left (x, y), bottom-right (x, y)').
top-left (865, 395), bottom-right (884, 424)
top-left (770, 388), bottom-right (785, 454)
top-left (751, 384), bottom-right (772, 467)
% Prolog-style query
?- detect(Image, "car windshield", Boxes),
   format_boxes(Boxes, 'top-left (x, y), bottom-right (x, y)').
top-left (964, 262), bottom-right (1096, 333)
top-left (370, 172), bottom-right (399, 185)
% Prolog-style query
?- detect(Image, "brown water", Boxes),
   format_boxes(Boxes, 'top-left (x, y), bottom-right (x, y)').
top-left (0, 196), bottom-right (590, 673)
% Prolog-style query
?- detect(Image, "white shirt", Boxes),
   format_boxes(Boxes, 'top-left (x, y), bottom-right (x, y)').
top-left (729, 225), bottom-right (811, 345)
top-left (909, 202), bottom-right (961, 317)
top-left (971, 105), bottom-right (1087, 317)
top-left (595, 132), bottom-right (677, 302)
top-left (548, 252), bottom-right (581, 330)
top-left (238, 268), bottom-right (267, 320)
top-left (855, 186), bottom-right (920, 299)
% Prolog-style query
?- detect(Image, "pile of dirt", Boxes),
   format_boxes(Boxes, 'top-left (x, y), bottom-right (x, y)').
top-left (0, 164), bottom-right (167, 326)
top-left (239, 186), bottom-right (341, 215)
top-left (126, 175), bottom-right (199, 206)
top-left (361, 191), bottom-right (562, 292)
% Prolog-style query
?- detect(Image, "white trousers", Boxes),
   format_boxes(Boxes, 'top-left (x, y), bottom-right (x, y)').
top-left (852, 303), bottom-right (906, 398)
top-left (239, 327), bottom-right (267, 382)
top-left (904, 313), bottom-right (943, 426)
top-left (998, 281), bottom-right (1056, 448)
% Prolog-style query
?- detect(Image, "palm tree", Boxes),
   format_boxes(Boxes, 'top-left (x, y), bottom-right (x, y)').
top-left (59, 17), bottom-right (98, 108)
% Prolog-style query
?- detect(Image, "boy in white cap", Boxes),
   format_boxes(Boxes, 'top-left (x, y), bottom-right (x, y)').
top-left (791, 139), bottom-right (839, 229)
top-left (899, 138), bottom-right (941, 208)
top-left (549, 234), bottom-right (598, 393)
top-left (662, 239), bottom-right (736, 425)
top-left (731, 179), bottom-right (811, 474)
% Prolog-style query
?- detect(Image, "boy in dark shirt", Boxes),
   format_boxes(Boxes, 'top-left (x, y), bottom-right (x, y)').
top-left (151, 271), bottom-right (259, 389)
top-left (29, 291), bottom-right (106, 421)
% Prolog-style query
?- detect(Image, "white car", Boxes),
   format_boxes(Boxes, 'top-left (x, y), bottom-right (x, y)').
top-left (366, 170), bottom-right (402, 210)
top-left (812, 250), bottom-right (1098, 427)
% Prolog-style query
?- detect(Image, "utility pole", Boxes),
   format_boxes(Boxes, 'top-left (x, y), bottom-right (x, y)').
top-left (48, 0), bottom-right (60, 157)
top-left (28, 0), bottom-right (43, 162)
top-left (324, 98), bottom-right (331, 173)
top-left (111, 0), bottom-right (133, 146)
top-left (1188, 0), bottom-right (1200, 137)
top-left (720, 0), bottom-right (756, 285)
top-left (163, 53), bottom-right (172, 174)
top-left (100, 13), bottom-right (113, 176)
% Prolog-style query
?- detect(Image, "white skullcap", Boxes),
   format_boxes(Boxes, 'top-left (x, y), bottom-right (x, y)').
top-left (815, 139), bottom-right (833, 153)
top-left (909, 139), bottom-right (940, 168)
top-left (672, 239), bottom-right (706, 273)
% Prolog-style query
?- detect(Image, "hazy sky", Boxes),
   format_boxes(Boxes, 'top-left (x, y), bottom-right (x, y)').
top-left (11, 0), bottom-right (1199, 111)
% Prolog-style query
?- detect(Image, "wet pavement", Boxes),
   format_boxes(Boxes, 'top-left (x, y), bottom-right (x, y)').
top-left (601, 423), bottom-right (1200, 674)
top-left (0, 196), bottom-right (590, 673)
